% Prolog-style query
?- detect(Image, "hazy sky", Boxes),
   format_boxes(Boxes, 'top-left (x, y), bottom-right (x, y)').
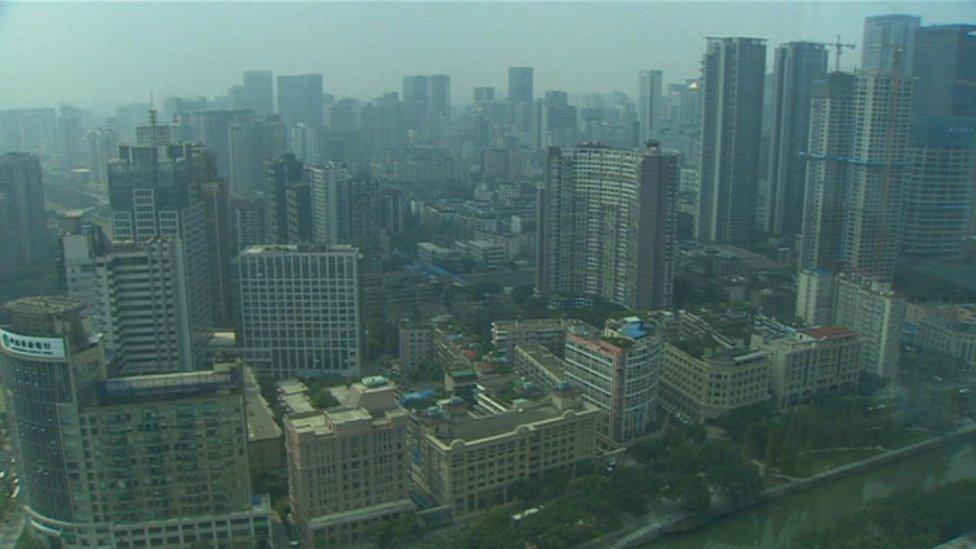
top-left (1, 1), bottom-right (973, 112)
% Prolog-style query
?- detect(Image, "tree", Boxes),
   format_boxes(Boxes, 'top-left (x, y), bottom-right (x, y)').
top-left (671, 475), bottom-right (711, 515)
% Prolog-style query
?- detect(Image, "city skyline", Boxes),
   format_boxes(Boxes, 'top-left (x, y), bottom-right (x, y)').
top-left (0, 2), bottom-right (971, 110)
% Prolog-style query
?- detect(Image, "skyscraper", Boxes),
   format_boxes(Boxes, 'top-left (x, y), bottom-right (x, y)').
top-left (861, 14), bottom-right (920, 75)
top-left (307, 162), bottom-right (383, 260)
top-left (229, 114), bottom-right (287, 195)
top-left (537, 144), bottom-right (678, 311)
top-left (911, 24), bottom-right (976, 117)
top-left (765, 42), bottom-right (828, 238)
top-left (266, 153), bottom-right (307, 243)
top-left (841, 71), bottom-right (913, 279)
top-left (799, 72), bottom-right (855, 272)
top-left (108, 142), bottom-right (213, 370)
top-left (426, 74), bottom-right (451, 140)
top-left (799, 70), bottom-right (913, 279)
top-left (242, 70), bottom-right (274, 115)
top-left (0, 152), bottom-right (48, 264)
top-left (698, 37), bottom-right (767, 243)
top-left (638, 70), bottom-right (663, 143)
top-left (508, 66), bottom-right (534, 105)
top-left (237, 244), bottom-right (363, 379)
top-left (901, 116), bottom-right (976, 259)
top-left (178, 109), bottom-right (251, 179)
top-left (277, 73), bottom-right (325, 129)
top-left (0, 296), bottom-right (272, 547)
top-left (86, 127), bottom-right (118, 186)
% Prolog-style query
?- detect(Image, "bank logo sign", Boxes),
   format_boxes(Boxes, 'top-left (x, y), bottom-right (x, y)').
top-left (0, 329), bottom-right (67, 359)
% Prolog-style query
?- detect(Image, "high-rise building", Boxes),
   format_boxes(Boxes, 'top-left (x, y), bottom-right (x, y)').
top-left (861, 14), bottom-right (920, 75)
top-left (242, 70), bottom-right (274, 116)
top-left (765, 42), bottom-right (828, 238)
top-left (508, 66), bottom-right (534, 105)
top-left (537, 144), bottom-right (677, 311)
top-left (361, 92), bottom-right (406, 155)
top-left (266, 153), bottom-right (307, 243)
top-left (0, 296), bottom-right (272, 547)
top-left (563, 318), bottom-right (660, 442)
top-left (0, 153), bottom-right (48, 264)
top-left (798, 73), bottom-right (856, 272)
top-left (285, 376), bottom-right (413, 546)
top-left (901, 116), bottom-right (976, 259)
top-left (473, 86), bottom-right (496, 102)
top-left (63, 230), bottom-right (197, 374)
top-left (834, 270), bottom-right (906, 380)
top-left (698, 37), bottom-right (767, 243)
top-left (86, 127), bottom-right (118, 186)
top-left (237, 244), bottom-right (363, 379)
top-left (201, 178), bottom-right (234, 328)
top-left (229, 114), bottom-right (287, 195)
top-left (231, 196), bottom-right (267, 251)
top-left (533, 91), bottom-right (579, 149)
top-left (795, 268), bottom-right (839, 326)
top-left (841, 71), bottom-right (913, 279)
top-left (799, 70), bottom-right (913, 279)
top-left (638, 70), bottom-right (663, 143)
top-left (401, 74), bottom-right (450, 140)
top-left (177, 109), bottom-right (251, 178)
top-left (307, 162), bottom-right (383, 260)
top-left (0, 108), bottom-right (57, 153)
top-left (108, 142), bottom-right (213, 370)
top-left (912, 25), bottom-right (976, 117)
top-left (277, 74), bottom-right (325, 129)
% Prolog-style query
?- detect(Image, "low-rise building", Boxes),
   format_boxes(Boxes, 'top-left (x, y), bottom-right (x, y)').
top-left (412, 385), bottom-right (599, 518)
top-left (753, 326), bottom-right (861, 410)
top-left (399, 321), bottom-right (433, 370)
top-left (913, 304), bottom-right (976, 370)
top-left (491, 318), bottom-right (571, 358)
top-left (457, 239), bottom-right (506, 270)
top-left (563, 317), bottom-right (661, 442)
top-left (513, 342), bottom-right (567, 392)
top-left (660, 342), bottom-right (771, 422)
top-left (285, 376), bottom-right (413, 547)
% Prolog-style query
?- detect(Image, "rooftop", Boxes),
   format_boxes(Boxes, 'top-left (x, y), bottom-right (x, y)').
top-left (800, 326), bottom-right (857, 340)
top-left (434, 402), bottom-right (571, 443)
top-left (3, 295), bottom-right (86, 316)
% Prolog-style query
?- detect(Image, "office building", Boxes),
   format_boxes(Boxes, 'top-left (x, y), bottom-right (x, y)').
top-left (0, 296), bottom-right (272, 548)
top-left (537, 144), bottom-right (678, 311)
top-left (243, 70), bottom-right (274, 116)
top-left (177, 109), bottom-right (251, 177)
top-left (660, 343), bottom-right (770, 422)
top-left (229, 114), bottom-right (287, 195)
top-left (402, 74), bottom-right (451, 140)
top-left (108, 142), bottom-right (213, 370)
top-left (912, 25), bottom-right (976, 117)
top-left (513, 342), bottom-right (568, 392)
top-left (266, 153), bottom-right (307, 243)
top-left (278, 74), bottom-right (325, 129)
top-left (237, 244), bottom-right (363, 379)
top-left (698, 37), bottom-right (766, 243)
top-left (834, 270), bottom-right (906, 380)
top-left (307, 162), bottom-right (383, 260)
top-left (0, 152), bottom-right (48, 265)
top-left (798, 73), bottom-right (856, 272)
top-left (508, 67), bottom-right (534, 105)
top-left (412, 385), bottom-right (599, 518)
top-left (901, 116), bottom-right (976, 259)
top-left (474, 87), bottom-right (495, 102)
top-left (861, 14), bottom-right (919, 75)
top-left (638, 70), bottom-right (663, 143)
top-left (232, 196), bottom-right (266, 251)
top-left (361, 92), bottom-right (406, 155)
top-left (534, 91), bottom-right (579, 149)
top-left (286, 377), bottom-right (413, 546)
top-left (563, 318), bottom-right (660, 442)
top-left (765, 42), bottom-right (828, 238)
top-left (754, 326), bottom-right (861, 410)
top-left (86, 127), bottom-right (118, 186)
top-left (0, 108), bottom-right (57, 153)
top-left (201, 178), bottom-right (234, 328)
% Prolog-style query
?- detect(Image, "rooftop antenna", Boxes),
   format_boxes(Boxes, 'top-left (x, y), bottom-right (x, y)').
top-left (148, 92), bottom-right (159, 147)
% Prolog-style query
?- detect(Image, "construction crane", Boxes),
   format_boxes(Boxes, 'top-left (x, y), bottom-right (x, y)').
top-left (822, 35), bottom-right (857, 72)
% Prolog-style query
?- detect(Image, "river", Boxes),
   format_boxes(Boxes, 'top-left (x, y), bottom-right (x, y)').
top-left (643, 440), bottom-right (976, 548)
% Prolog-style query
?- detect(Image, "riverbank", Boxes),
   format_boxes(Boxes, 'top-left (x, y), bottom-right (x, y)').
top-left (593, 421), bottom-right (976, 548)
